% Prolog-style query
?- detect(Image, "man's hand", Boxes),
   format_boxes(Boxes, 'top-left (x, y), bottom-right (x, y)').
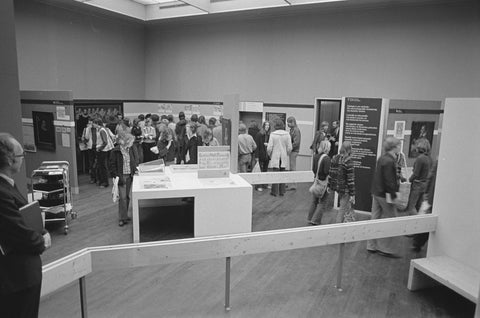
top-left (43, 232), bottom-right (52, 249)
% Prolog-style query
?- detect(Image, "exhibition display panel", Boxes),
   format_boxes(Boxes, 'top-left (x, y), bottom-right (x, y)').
top-left (131, 166), bottom-right (252, 243)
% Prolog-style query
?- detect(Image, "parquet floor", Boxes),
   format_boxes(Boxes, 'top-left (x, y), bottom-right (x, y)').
top-left (38, 174), bottom-right (475, 317)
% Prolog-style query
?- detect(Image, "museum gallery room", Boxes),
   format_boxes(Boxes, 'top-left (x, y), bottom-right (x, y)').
top-left (0, 0), bottom-right (479, 317)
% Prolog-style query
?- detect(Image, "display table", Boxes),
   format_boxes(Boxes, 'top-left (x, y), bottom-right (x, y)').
top-left (131, 167), bottom-right (252, 243)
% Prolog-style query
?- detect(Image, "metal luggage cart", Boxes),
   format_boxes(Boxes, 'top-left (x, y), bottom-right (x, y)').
top-left (31, 161), bottom-right (77, 234)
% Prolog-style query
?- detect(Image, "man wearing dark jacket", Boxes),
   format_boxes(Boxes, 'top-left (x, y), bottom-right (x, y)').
top-left (367, 137), bottom-right (401, 258)
top-left (0, 133), bottom-right (51, 318)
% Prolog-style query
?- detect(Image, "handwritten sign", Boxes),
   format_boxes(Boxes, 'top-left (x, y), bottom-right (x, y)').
top-left (197, 146), bottom-right (230, 178)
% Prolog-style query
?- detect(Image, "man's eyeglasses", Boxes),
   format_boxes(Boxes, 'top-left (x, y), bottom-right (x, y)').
top-left (14, 151), bottom-right (25, 158)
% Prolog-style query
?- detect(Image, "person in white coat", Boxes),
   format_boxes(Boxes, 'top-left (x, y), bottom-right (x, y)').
top-left (267, 118), bottom-right (292, 196)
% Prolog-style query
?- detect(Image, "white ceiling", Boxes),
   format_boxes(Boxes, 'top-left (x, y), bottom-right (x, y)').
top-left (69, 0), bottom-right (459, 22)
top-left (72, 0), bottom-right (353, 21)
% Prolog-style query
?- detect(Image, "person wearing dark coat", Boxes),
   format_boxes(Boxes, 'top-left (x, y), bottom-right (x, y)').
top-left (175, 113), bottom-right (188, 164)
top-left (0, 133), bottom-right (51, 318)
top-left (367, 137), bottom-right (401, 258)
top-left (185, 122), bottom-right (203, 164)
top-left (254, 121), bottom-right (270, 191)
top-left (109, 132), bottom-right (139, 226)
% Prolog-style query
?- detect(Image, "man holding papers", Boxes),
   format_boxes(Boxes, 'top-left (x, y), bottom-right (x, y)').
top-left (0, 133), bottom-right (51, 318)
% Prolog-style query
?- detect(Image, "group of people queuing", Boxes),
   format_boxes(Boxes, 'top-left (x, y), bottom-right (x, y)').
top-left (80, 112), bottom-right (225, 226)
top-left (238, 117), bottom-right (301, 196)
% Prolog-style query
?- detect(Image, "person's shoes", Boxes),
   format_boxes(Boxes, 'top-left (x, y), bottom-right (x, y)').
top-left (279, 193), bottom-right (284, 196)
top-left (118, 220), bottom-right (126, 227)
top-left (126, 217), bottom-right (131, 222)
top-left (256, 187), bottom-right (263, 192)
top-left (270, 193), bottom-right (277, 197)
top-left (267, 185), bottom-right (272, 189)
top-left (288, 187), bottom-right (296, 191)
top-left (367, 249), bottom-right (377, 254)
top-left (376, 250), bottom-right (401, 258)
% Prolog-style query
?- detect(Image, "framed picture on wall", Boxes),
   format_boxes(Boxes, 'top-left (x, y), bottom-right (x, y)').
top-left (33, 111), bottom-right (56, 151)
top-left (265, 112), bottom-right (286, 127)
top-left (409, 121), bottom-right (434, 158)
top-left (394, 121), bottom-right (406, 139)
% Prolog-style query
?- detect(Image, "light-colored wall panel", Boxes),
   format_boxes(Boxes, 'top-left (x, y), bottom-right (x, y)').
top-left (427, 98), bottom-right (480, 272)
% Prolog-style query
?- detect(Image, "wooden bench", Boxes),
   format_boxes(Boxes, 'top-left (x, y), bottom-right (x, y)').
top-left (408, 256), bottom-right (480, 308)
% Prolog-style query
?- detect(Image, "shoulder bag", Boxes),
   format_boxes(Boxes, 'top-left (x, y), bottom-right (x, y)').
top-left (309, 154), bottom-right (328, 198)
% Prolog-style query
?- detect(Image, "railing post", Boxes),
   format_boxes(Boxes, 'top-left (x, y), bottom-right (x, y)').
top-left (225, 257), bottom-right (231, 311)
top-left (79, 276), bottom-right (88, 318)
top-left (335, 243), bottom-right (345, 291)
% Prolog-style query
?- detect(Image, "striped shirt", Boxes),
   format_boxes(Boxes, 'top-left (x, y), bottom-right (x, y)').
top-left (121, 147), bottom-right (131, 175)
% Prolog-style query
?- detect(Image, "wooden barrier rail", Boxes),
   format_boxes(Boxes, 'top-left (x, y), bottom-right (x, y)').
top-left (42, 215), bottom-right (438, 294)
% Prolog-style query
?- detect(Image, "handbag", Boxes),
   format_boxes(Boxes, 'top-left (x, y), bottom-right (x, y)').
top-left (309, 154), bottom-right (328, 198)
top-left (252, 161), bottom-right (261, 173)
top-left (395, 182), bottom-right (411, 210)
top-left (395, 156), bottom-right (410, 210)
top-left (112, 177), bottom-right (119, 203)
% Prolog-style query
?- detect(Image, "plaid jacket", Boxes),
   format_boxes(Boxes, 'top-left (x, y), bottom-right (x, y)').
top-left (328, 154), bottom-right (355, 196)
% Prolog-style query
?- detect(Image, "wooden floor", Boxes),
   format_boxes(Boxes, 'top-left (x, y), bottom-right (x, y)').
top-left (39, 174), bottom-right (475, 317)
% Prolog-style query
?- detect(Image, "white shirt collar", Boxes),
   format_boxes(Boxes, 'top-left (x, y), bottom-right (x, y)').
top-left (0, 172), bottom-right (14, 187)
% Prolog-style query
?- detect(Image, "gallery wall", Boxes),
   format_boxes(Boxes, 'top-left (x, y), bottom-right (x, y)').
top-left (145, 1), bottom-right (480, 104)
top-left (14, 0), bottom-right (146, 100)
top-left (0, 0), bottom-right (27, 194)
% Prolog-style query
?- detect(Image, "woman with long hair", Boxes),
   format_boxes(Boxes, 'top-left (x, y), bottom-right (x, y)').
top-left (254, 121), bottom-right (271, 191)
top-left (109, 132), bottom-right (139, 226)
top-left (307, 140), bottom-right (331, 225)
top-left (267, 118), bottom-right (292, 197)
top-left (157, 127), bottom-right (176, 166)
top-left (329, 141), bottom-right (355, 223)
top-left (185, 122), bottom-right (203, 164)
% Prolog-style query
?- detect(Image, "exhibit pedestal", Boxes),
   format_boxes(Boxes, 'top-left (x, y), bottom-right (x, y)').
top-left (131, 167), bottom-right (252, 243)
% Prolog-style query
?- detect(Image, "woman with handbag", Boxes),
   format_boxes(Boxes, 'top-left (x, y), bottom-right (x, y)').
top-left (307, 140), bottom-right (331, 225)
top-left (329, 141), bottom-right (356, 223)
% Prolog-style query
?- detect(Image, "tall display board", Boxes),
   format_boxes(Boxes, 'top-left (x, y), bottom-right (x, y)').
top-left (341, 97), bottom-right (385, 212)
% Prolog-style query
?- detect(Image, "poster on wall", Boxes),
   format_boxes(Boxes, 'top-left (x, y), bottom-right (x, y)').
top-left (342, 97), bottom-right (383, 212)
top-left (33, 111), bottom-right (56, 151)
top-left (409, 121), bottom-right (434, 158)
top-left (213, 105), bottom-right (223, 117)
top-left (265, 112), bottom-right (286, 127)
top-left (74, 103), bottom-right (123, 138)
top-left (22, 123), bottom-right (36, 152)
top-left (394, 121), bottom-right (406, 139)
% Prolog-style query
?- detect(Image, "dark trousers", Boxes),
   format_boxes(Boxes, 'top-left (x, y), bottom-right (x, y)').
top-left (270, 166), bottom-right (286, 195)
top-left (142, 142), bottom-right (156, 163)
top-left (87, 149), bottom-right (98, 181)
top-left (0, 283), bottom-right (41, 318)
top-left (97, 150), bottom-right (109, 186)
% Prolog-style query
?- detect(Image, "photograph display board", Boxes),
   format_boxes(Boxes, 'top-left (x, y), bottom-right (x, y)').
top-left (74, 103), bottom-right (123, 138)
top-left (32, 111), bottom-right (56, 151)
top-left (342, 97), bottom-right (383, 212)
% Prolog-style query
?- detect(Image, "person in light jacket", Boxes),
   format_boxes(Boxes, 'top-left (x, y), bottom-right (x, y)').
top-left (267, 118), bottom-right (292, 197)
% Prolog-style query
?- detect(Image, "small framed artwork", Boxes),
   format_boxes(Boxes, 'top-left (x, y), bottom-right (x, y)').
top-left (33, 111), bottom-right (56, 151)
top-left (409, 121), bottom-right (434, 158)
top-left (394, 121), bottom-right (406, 139)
